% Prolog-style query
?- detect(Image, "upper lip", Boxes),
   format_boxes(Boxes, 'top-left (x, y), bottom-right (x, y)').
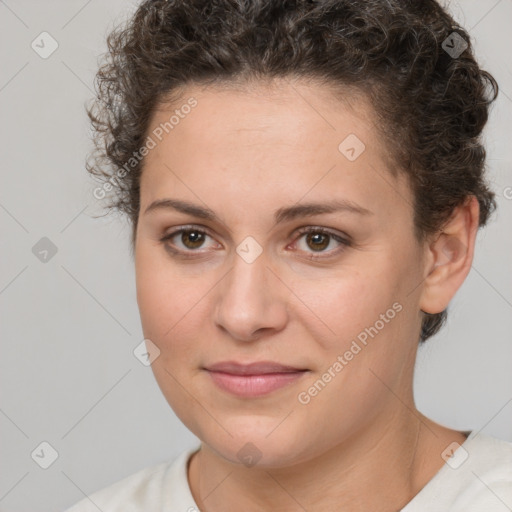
top-left (204, 361), bottom-right (307, 375)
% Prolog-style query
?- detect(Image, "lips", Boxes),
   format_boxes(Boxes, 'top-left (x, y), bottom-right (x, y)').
top-left (204, 360), bottom-right (306, 375)
top-left (204, 361), bottom-right (309, 397)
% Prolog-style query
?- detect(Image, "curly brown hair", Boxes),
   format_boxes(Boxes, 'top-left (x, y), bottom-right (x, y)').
top-left (87, 0), bottom-right (498, 342)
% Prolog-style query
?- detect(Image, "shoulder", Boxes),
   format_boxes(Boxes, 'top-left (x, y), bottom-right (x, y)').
top-left (63, 461), bottom-right (170, 512)
top-left (63, 446), bottom-right (199, 512)
top-left (458, 433), bottom-right (512, 510)
top-left (404, 432), bottom-right (512, 512)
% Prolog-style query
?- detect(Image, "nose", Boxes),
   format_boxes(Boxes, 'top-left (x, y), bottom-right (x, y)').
top-left (213, 249), bottom-right (288, 342)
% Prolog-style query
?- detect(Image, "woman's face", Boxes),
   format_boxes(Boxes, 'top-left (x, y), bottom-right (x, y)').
top-left (135, 79), bottom-right (428, 467)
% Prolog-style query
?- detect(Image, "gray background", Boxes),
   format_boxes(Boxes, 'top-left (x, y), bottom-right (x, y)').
top-left (0, 1), bottom-right (511, 510)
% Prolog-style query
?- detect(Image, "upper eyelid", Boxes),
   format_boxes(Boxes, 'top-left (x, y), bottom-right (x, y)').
top-left (295, 226), bottom-right (349, 240)
top-left (162, 224), bottom-right (346, 239)
top-left (162, 225), bottom-right (216, 242)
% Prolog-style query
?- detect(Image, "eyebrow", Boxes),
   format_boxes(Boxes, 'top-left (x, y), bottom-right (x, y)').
top-left (144, 198), bottom-right (373, 224)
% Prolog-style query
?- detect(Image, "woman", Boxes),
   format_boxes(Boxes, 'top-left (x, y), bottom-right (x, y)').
top-left (67, 0), bottom-right (512, 510)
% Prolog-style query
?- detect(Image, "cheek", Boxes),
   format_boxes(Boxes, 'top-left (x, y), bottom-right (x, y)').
top-left (291, 275), bottom-right (412, 441)
top-left (288, 259), bottom-right (417, 395)
top-left (135, 251), bottom-right (214, 424)
top-left (135, 248), bottom-right (215, 363)
top-left (288, 265), bottom-right (401, 346)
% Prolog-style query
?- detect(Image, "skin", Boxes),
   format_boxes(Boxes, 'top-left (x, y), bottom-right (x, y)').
top-left (134, 78), bottom-right (479, 511)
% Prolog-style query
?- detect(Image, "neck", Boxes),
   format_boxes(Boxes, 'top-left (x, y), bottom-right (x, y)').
top-left (187, 408), bottom-right (466, 512)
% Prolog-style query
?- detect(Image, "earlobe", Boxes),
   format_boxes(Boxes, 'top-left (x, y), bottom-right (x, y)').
top-left (419, 196), bottom-right (480, 314)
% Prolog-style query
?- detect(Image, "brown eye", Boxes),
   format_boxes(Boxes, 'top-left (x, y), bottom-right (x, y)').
top-left (159, 226), bottom-right (219, 255)
top-left (305, 232), bottom-right (330, 252)
top-left (180, 229), bottom-right (206, 249)
top-left (293, 227), bottom-right (351, 260)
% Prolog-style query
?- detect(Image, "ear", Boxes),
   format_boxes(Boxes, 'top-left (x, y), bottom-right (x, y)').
top-left (419, 196), bottom-right (480, 315)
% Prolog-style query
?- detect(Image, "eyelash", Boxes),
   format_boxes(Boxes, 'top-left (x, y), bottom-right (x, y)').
top-left (159, 225), bottom-right (351, 261)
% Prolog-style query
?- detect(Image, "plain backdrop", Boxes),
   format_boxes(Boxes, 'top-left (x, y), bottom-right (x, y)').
top-left (0, 1), bottom-right (511, 510)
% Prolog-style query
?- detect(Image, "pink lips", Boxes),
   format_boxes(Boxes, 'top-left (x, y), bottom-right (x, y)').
top-left (204, 361), bottom-right (308, 397)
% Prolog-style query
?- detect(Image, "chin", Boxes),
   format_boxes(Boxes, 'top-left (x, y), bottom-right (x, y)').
top-left (200, 418), bottom-right (313, 468)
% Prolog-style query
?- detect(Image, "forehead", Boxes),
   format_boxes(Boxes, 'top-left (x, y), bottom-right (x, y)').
top-left (149, 78), bottom-right (383, 160)
top-left (140, 79), bottom-right (412, 227)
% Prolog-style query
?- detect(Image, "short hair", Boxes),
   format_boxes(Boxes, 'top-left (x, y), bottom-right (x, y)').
top-left (86, 0), bottom-right (498, 342)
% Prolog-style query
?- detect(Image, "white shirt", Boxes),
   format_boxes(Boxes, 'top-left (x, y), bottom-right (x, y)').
top-left (64, 430), bottom-right (512, 511)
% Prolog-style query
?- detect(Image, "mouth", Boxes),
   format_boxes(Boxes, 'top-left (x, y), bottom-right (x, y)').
top-left (203, 360), bottom-right (309, 397)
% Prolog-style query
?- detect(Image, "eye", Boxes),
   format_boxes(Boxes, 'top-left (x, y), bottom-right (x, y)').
top-left (291, 227), bottom-right (350, 259)
top-left (159, 225), bottom-right (350, 260)
top-left (159, 225), bottom-right (220, 256)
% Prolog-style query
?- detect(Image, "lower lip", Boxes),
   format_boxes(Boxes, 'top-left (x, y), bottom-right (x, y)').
top-left (206, 370), bottom-right (307, 397)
